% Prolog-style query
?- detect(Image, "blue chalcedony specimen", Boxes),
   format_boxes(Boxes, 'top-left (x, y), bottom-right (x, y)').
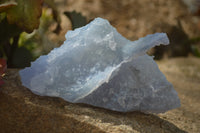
top-left (20, 18), bottom-right (180, 113)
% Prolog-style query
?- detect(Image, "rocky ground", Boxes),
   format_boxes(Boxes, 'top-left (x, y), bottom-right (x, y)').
top-left (158, 57), bottom-right (200, 133)
top-left (0, 57), bottom-right (199, 133)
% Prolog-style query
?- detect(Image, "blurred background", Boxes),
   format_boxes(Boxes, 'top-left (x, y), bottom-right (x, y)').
top-left (0, 0), bottom-right (200, 68)
top-left (0, 1), bottom-right (200, 132)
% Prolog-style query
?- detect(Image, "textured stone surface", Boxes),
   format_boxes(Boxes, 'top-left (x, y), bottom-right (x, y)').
top-left (1, 57), bottom-right (200, 133)
top-left (0, 69), bottom-right (190, 133)
top-left (19, 18), bottom-right (180, 113)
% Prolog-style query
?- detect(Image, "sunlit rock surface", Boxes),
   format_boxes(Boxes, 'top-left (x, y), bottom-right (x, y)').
top-left (19, 18), bottom-right (180, 113)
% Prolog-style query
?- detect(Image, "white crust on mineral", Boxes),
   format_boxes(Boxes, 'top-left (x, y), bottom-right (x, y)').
top-left (19, 18), bottom-right (180, 113)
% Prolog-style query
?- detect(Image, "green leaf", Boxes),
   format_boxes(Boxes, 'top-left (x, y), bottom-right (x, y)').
top-left (64, 11), bottom-right (87, 30)
top-left (12, 46), bottom-right (32, 68)
top-left (6, 0), bottom-right (43, 33)
top-left (0, 1), bottom-right (17, 13)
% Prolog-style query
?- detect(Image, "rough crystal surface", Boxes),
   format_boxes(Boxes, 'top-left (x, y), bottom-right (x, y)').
top-left (19, 18), bottom-right (180, 113)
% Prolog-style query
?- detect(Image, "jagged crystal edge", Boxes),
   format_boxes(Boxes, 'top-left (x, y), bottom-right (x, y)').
top-left (19, 17), bottom-right (180, 113)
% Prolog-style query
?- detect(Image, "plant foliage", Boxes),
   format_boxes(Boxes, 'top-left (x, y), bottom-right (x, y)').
top-left (0, 0), bottom-right (87, 68)
top-left (0, 0), bottom-right (60, 68)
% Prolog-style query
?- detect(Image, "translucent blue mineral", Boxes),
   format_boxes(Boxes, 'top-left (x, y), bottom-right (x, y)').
top-left (19, 18), bottom-right (180, 113)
